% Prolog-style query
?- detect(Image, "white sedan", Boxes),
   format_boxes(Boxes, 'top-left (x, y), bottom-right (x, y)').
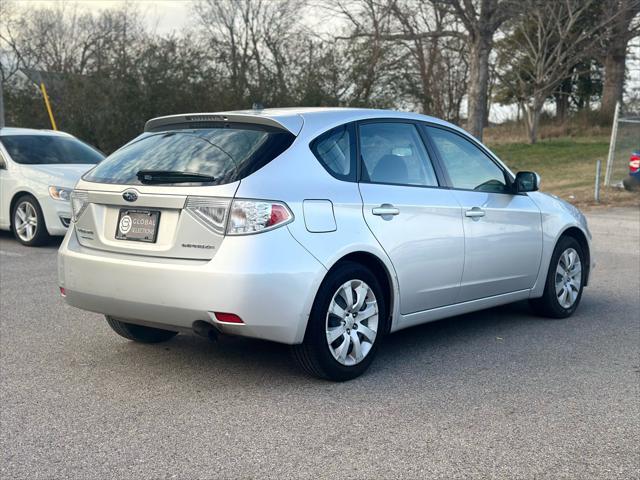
top-left (0, 127), bottom-right (104, 246)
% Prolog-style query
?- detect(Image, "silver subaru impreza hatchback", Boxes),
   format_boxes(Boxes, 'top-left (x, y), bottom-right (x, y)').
top-left (58, 108), bottom-right (592, 380)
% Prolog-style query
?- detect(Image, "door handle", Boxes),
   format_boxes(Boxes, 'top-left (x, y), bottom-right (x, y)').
top-left (465, 207), bottom-right (485, 218)
top-left (372, 204), bottom-right (400, 216)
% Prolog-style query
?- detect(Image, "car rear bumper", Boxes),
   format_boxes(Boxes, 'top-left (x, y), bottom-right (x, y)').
top-left (58, 225), bottom-right (326, 344)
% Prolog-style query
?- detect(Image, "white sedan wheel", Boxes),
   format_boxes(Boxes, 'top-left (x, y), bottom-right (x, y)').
top-left (14, 200), bottom-right (39, 242)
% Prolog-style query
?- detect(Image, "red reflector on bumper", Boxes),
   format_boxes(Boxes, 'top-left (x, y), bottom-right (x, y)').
top-left (59, 287), bottom-right (66, 297)
top-left (214, 312), bottom-right (244, 324)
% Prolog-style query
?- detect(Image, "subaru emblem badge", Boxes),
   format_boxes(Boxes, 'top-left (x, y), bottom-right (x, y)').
top-left (122, 190), bottom-right (138, 202)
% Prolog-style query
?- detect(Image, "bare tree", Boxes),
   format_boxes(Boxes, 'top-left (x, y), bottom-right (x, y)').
top-left (496, 0), bottom-right (623, 143)
top-left (446, 0), bottom-right (511, 139)
top-left (389, 0), bottom-right (468, 120)
top-left (331, 0), bottom-right (470, 117)
top-left (0, 0), bottom-right (32, 82)
top-left (328, 0), bottom-right (397, 107)
top-left (194, 0), bottom-right (306, 107)
top-left (1, 2), bottom-right (146, 79)
top-left (331, 0), bottom-right (503, 136)
top-left (599, 0), bottom-right (640, 120)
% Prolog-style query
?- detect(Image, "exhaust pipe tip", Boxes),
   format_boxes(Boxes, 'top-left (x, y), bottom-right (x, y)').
top-left (192, 320), bottom-right (219, 342)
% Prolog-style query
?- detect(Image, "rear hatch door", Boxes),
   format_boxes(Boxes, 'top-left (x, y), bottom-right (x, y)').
top-left (72, 121), bottom-right (295, 260)
top-left (73, 182), bottom-right (237, 260)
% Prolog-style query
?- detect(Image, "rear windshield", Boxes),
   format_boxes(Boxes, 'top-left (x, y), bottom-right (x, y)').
top-left (83, 124), bottom-right (295, 185)
top-left (1, 135), bottom-right (104, 165)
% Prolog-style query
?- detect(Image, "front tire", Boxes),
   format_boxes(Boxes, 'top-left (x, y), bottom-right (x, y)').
top-left (105, 316), bottom-right (178, 343)
top-left (11, 195), bottom-right (51, 246)
top-left (292, 262), bottom-right (388, 381)
top-left (530, 236), bottom-right (586, 318)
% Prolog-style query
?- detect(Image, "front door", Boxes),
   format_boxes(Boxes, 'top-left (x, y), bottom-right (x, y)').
top-left (424, 125), bottom-right (543, 302)
top-left (358, 121), bottom-right (465, 314)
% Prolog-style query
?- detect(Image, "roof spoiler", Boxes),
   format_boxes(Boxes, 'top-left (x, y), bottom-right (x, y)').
top-left (144, 113), bottom-right (303, 135)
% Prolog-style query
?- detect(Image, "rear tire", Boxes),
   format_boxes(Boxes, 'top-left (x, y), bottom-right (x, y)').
top-left (105, 316), bottom-right (178, 343)
top-left (530, 236), bottom-right (586, 319)
top-left (292, 262), bottom-right (388, 381)
top-left (622, 175), bottom-right (640, 192)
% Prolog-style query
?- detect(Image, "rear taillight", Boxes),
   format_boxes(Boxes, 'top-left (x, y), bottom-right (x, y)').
top-left (185, 197), bottom-right (231, 235)
top-left (184, 197), bottom-right (293, 235)
top-left (70, 190), bottom-right (89, 222)
top-left (227, 199), bottom-right (293, 235)
top-left (629, 154), bottom-right (640, 173)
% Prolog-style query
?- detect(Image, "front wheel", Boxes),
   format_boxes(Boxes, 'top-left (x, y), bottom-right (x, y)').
top-left (105, 316), bottom-right (178, 343)
top-left (530, 236), bottom-right (586, 318)
top-left (11, 195), bottom-right (51, 246)
top-left (292, 262), bottom-right (388, 381)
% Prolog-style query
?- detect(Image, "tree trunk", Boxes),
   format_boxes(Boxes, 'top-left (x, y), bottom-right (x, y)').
top-left (555, 94), bottom-right (568, 123)
top-left (466, 34), bottom-right (491, 140)
top-left (601, 46), bottom-right (627, 121)
top-left (600, 0), bottom-right (638, 121)
top-left (525, 96), bottom-right (543, 144)
top-left (555, 77), bottom-right (571, 123)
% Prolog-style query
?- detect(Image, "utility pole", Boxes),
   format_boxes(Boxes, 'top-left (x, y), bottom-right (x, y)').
top-left (21, 69), bottom-right (58, 130)
top-left (39, 82), bottom-right (57, 130)
top-left (604, 101), bottom-right (620, 186)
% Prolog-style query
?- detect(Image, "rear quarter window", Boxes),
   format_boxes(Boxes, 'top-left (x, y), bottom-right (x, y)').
top-left (84, 123), bottom-right (295, 185)
top-left (310, 123), bottom-right (356, 181)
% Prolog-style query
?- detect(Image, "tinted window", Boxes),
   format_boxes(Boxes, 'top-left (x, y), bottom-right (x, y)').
top-left (311, 124), bottom-right (355, 181)
top-left (84, 124), bottom-right (295, 185)
top-left (1, 135), bottom-right (104, 165)
top-left (426, 127), bottom-right (509, 193)
top-left (359, 123), bottom-right (438, 187)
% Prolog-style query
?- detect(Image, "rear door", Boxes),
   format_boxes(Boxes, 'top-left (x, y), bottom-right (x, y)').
top-left (358, 120), bottom-right (465, 314)
top-left (424, 125), bottom-right (542, 302)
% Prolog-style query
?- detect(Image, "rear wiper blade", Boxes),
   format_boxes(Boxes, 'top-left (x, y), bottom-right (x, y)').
top-left (136, 170), bottom-right (216, 184)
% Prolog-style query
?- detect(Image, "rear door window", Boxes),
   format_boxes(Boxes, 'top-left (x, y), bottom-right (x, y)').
top-left (359, 122), bottom-right (438, 187)
top-left (84, 124), bottom-right (295, 185)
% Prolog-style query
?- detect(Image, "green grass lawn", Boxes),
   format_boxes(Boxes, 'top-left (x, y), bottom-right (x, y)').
top-left (486, 136), bottom-right (638, 207)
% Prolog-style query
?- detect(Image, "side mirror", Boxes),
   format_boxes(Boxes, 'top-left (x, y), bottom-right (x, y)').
top-left (514, 171), bottom-right (539, 192)
top-left (0, 157), bottom-right (6, 170)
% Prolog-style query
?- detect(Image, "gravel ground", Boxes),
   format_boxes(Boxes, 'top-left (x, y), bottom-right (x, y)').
top-left (1, 207), bottom-right (638, 479)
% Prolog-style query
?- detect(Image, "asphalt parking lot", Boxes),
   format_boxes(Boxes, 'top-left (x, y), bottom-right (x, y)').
top-left (1, 207), bottom-right (638, 479)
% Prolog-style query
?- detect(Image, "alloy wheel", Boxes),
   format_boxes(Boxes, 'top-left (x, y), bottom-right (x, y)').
top-left (14, 201), bottom-right (38, 242)
top-left (325, 279), bottom-right (379, 366)
top-left (555, 247), bottom-right (582, 309)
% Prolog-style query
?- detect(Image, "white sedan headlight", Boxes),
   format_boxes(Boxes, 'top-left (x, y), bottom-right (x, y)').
top-left (49, 186), bottom-right (73, 201)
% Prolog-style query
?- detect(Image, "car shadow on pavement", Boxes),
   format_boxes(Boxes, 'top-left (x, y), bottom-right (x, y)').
top-left (92, 299), bottom-right (562, 388)
top-left (0, 229), bottom-right (64, 249)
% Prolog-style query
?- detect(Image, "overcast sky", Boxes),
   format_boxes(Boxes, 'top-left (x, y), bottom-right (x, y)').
top-left (30, 0), bottom-right (195, 34)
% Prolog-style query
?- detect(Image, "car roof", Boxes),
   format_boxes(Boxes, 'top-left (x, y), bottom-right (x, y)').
top-left (0, 127), bottom-right (74, 138)
top-left (145, 107), bottom-right (463, 137)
